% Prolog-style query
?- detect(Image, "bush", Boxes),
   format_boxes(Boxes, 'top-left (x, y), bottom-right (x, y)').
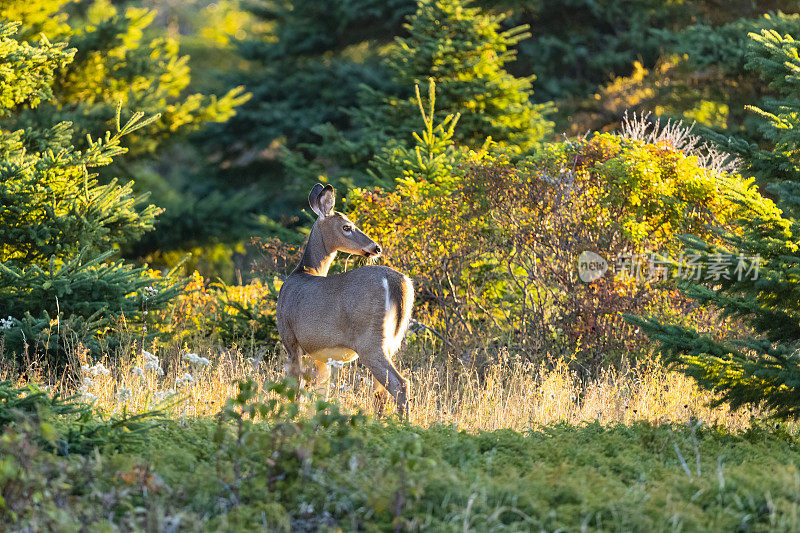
top-left (347, 104), bottom-right (756, 370)
top-left (147, 270), bottom-right (281, 353)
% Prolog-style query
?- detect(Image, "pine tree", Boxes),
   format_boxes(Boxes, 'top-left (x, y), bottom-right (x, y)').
top-left (0, 22), bottom-right (182, 367)
top-left (627, 28), bottom-right (800, 419)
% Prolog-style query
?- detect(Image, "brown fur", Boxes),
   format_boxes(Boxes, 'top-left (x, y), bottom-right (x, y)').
top-left (276, 184), bottom-right (414, 417)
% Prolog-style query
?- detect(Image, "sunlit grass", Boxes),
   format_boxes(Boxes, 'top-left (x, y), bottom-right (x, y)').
top-left (2, 341), bottom-right (771, 432)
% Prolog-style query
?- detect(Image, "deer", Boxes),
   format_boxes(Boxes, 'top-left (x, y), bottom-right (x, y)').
top-left (276, 183), bottom-right (414, 417)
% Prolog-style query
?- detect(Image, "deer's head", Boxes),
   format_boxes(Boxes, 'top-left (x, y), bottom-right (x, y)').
top-left (308, 184), bottom-right (382, 258)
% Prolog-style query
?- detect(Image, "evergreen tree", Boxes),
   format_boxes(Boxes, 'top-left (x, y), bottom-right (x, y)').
top-left (200, 0), bottom-right (409, 221)
top-left (298, 0), bottom-right (553, 197)
top-left (362, 0), bottom-right (552, 152)
top-left (3, 0), bottom-right (248, 160)
top-left (0, 22), bottom-right (182, 367)
top-left (0, 0), bottom-right (259, 263)
top-left (627, 28), bottom-right (800, 419)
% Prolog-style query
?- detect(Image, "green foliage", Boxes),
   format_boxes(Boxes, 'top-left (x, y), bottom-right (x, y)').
top-left (216, 0), bottom-right (410, 149)
top-left (215, 0), bottom-right (552, 221)
top-left (738, 26), bottom-right (800, 204)
top-left (210, 379), bottom-right (364, 511)
top-left (155, 271), bottom-right (280, 348)
top-left (3, 399), bottom-right (800, 530)
top-left (361, 0), bottom-right (553, 152)
top-left (0, 378), bottom-right (163, 527)
top-left (348, 88), bottom-right (749, 369)
top-left (0, 0), bottom-right (256, 262)
top-left (581, 10), bottom-right (800, 140)
top-left (0, 23), bottom-right (183, 366)
top-left (507, 0), bottom-right (693, 101)
top-left (322, 0), bottom-right (552, 191)
top-left (0, 22), bottom-right (72, 109)
top-left (368, 80), bottom-right (465, 187)
top-left (0, 0), bottom-right (72, 40)
top-left (630, 27), bottom-right (800, 419)
top-left (0, 379), bottom-right (160, 456)
top-left (202, 0), bottom-right (405, 221)
top-left (4, 0), bottom-right (249, 159)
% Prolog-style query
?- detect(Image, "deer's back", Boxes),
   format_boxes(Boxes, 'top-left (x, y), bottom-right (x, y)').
top-left (277, 266), bottom-right (413, 354)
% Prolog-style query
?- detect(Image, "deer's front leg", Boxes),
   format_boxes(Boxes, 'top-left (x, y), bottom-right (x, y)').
top-left (312, 359), bottom-right (331, 387)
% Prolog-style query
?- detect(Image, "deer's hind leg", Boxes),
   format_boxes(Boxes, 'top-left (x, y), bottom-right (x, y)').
top-left (372, 376), bottom-right (389, 417)
top-left (360, 348), bottom-right (410, 418)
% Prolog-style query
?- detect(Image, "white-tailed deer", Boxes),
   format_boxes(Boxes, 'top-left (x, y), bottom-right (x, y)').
top-left (276, 184), bottom-right (414, 416)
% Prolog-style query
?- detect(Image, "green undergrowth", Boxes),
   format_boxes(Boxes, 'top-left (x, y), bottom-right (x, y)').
top-left (3, 379), bottom-right (800, 531)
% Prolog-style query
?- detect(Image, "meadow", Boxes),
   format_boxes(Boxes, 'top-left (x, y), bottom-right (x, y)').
top-left (2, 329), bottom-right (798, 530)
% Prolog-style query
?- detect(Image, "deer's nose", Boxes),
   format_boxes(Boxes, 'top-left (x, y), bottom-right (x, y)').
top-left (373, 244), bottom-right (382, 255)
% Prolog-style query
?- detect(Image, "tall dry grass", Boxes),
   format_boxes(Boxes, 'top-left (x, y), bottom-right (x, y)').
top-left (1, 339), bottom-right (768, 432)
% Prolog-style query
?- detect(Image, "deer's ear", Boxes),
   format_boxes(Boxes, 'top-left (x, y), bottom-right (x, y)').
top-left (308, 183), bottom-right (325, 217)
top-left (316, 184), bottom-right (335, 217)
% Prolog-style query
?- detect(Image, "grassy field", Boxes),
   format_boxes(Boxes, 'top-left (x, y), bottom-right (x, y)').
top-left (2, 342), bottom-right (799, 531)
top-left (3, 340), bottom-right (766, 431)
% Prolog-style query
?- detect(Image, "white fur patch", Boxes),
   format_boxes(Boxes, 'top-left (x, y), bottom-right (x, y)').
top-left (382, 277), bottom-right (390, 312)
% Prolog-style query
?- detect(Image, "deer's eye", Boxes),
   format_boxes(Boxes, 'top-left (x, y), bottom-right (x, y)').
top-left (342, 225), bottom-right (353, 233)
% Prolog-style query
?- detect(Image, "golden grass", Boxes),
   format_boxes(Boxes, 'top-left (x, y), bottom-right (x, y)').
top-left (2, 341), bottom-right (769, 432)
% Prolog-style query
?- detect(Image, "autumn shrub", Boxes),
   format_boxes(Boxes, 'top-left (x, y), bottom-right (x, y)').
top-left (347, 108), bottom-right (757, 371)
top-left (143, 270), bottom-right (280, 356)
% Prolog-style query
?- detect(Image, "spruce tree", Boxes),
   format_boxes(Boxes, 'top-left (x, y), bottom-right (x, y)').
top-left (628, 28), bottom-right (800, 419)
top-left (0, 0), bottom-right (258, 261)
top-left (294, 0), bottom-right (553, 199)
top-left (350, 0), bottom-right (552, 159)
top-left (0, 22), bottom-right (182, 367)
top-left (2, 0), bottom-right (248, 160)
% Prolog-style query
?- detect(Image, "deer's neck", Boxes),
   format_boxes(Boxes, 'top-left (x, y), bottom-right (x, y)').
top-left (293, 227), bottom-right (337, 277)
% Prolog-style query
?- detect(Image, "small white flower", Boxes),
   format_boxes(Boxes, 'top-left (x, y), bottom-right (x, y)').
top-left (339, 383), bottom-right (351, 392)
top-left (144, 361), bottom-right (164, 375)
top-left (0, 316), bottom-right (14, 329)
top-left (141, 351), bottom-right (164, 375)
top-left (298, 502), bottom-right (314, 515)
top-left (176, 373), bottom-right (195, 387)
top-left (154, 389), bottom-right (176, 401)
top-left (183, 352), bottom-right (210, 368)
top-left (142, 286), bottom-right (158, 300)
top-left (117, 387), bottom-right (132, 401)
top-left (325, 358), bottom-right (345, 369)
top-left (87, 363), bottom-right (110, 377)
top-left (78, 376), bottom-right (94, 395)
